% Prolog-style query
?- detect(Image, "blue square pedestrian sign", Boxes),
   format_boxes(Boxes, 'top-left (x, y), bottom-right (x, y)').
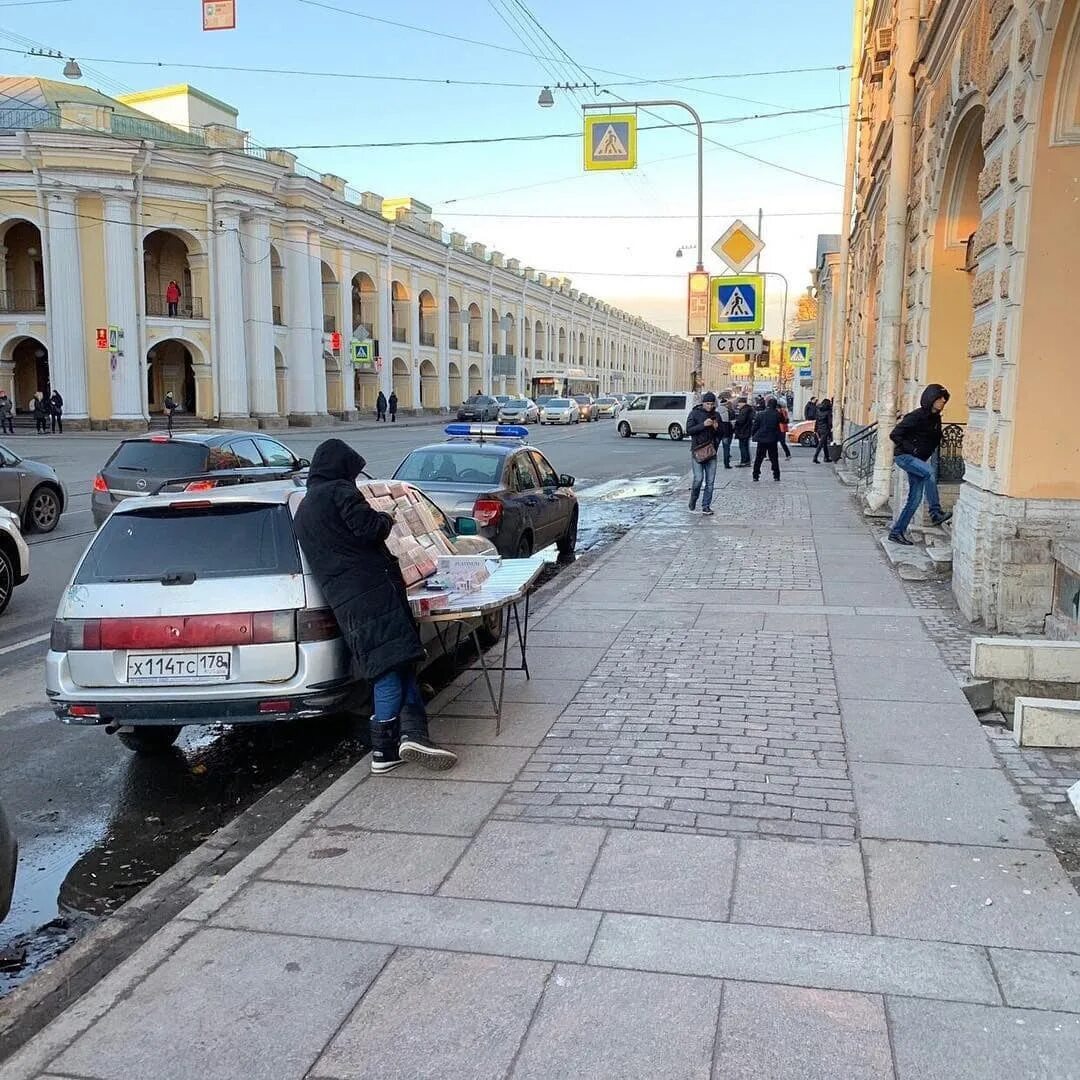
top-left (788, 343), bottom-right (812, 371)
top-left (709, 274), bottom-right (764, 334)
top-left (584, 113), bottom-right (637, 171)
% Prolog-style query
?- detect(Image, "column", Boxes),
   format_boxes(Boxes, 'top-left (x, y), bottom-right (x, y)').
top-left (213, 211), bottom-right (250, 419)
top-left (437, 276), bottom-right (450, 410)
top-left (243, 214), bottom-right (278, 418)
top-left (516, 302), bottom-right (526, 392)
top-left (44, 191), bottom-right (89, 419)
top-left (308, 232), bottom-right (328, 416)
top-left (482, 291), bottom-right (493, 394)
top-left (377, 256), bottom-right (393, 398)
top-left (408, 268), bottom-right (421, 411)
top-left (284, 221), bottom-right (316, 417)
top-left (102, 194), bottom-right (142, 421)
top-left (338, 251), bottom-right (355, 416)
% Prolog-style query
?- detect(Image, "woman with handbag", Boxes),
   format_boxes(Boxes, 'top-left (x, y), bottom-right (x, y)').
top-left (686, 392), bottom-right (721, 516)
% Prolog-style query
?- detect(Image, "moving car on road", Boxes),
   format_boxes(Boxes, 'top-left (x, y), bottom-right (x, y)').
top-left (48, 480), bottom-right (498, 754)
top-left (616, 392), bottom-right (695, 441)
top-left (393, 424), bottom-right (578, 559)
top-left (456, 395), bottom-right (500, 423)
top-left (0, 506), bottom-right (30, 616)
top-left (91, 431), bottom-right (308, 527)
top-left (787, 420), bottom-right (819, 446)
top-left (497, 398), bottom-right (540, 425)
top-left (573, 395), bottom-right (598, 422)
top-left (0, 440), bottom-right (67, 533)
top-left (593, 396), bottom-right (622, 419)
top-left (539, 398), bottom-right (580, 425)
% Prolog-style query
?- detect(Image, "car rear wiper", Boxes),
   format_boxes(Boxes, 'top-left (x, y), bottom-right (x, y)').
top-left (107, 572), bottom-right (197, 585)
top-left (116, 465), bottom-right (150, 472)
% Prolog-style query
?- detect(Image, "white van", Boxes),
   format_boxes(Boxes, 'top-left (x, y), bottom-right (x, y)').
top-left (615, 392), bottom-right (698, 441)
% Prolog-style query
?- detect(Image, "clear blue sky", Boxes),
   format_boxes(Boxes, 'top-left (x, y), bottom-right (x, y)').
top-left (0, 0), bottom-right (852, 336)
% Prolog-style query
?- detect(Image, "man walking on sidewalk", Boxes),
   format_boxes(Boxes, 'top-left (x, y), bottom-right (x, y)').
top-left (716, 391), bottom-right (735, 469)
top-left (887, 383), bottom-right (952, 546)
top-left (686, 391), bottom-right (720, 515)
top-left (294, 439), bottom-right (458, 774)
top-left (733, 396), bottom-right (754, 467)
top-left (751, 397), bottom-right (783, 482)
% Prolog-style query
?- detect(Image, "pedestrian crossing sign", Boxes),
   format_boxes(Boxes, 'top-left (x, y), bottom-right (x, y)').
top-left (709, 274), bottom-right (765, 333)
top-left (351, 341), bottom-right (374, 369)
top-left (584, 113), bottom-right (637, 171)
top-left (788, 343), bottom-right (812, 370)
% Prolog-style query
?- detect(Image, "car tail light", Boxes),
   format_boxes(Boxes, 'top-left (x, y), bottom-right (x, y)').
top-left (184, 480), bottom-right (217, 492)
top-left (51, 619), bottom-right (102, 651)
top-left (168, 500), bottom-right (213, 511)
top-left (473, 498), bottom-right (502, 528)
top-left (258, 699), bottom-right (295, 715)
top-left (252, 610), bottom-right (297, 644)
top-left (92, 474), bottom-right (108, 493)
top-left (67, 705), bottom-right (101, 719)
top-left (297, 608), bottom-right (341, 642)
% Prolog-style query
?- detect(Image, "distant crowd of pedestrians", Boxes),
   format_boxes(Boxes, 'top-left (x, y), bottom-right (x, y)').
top-left (0, 389), bottom-right (64, 435)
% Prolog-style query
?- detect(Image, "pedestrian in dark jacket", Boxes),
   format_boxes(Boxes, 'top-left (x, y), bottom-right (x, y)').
top-left (733, 396), bottom-right (754, 467)
top-left (812, 398), bottom-right (833, 463)
top-left (388, 391), bottom-right (398, 422)
top-left (716, 392), bottom-right (735, 469)
top-left (751, 397), bottom-right (783, 481)
top-left (804, 397), bottom-right (818, 421)
top-left (293, 439), bottom-right (457, 774)
top-left (777, 402), bottom-right (791, 459)
top-left (686, 392), bottom-right (720, 515)
top-left (163, 391), bottom-right (178, 434)
top-left (0, 391), bottom-right (13, 435)
top-left (887, 383), bottom-right (951, 545)
top-left (49, 390), bottom-right (63, 434)
top-left (376, 391), bottom-right (387, 422)
top-left (32, 391), bottom-right (48, 434)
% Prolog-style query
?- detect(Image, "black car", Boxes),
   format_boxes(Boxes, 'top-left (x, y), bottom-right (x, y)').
top-left (1, 796), bottom-right (15, 922)
top-left (393, 431), bottom-right (578, 559)
top-left (92, 431), bottom-right (309, 527)
top-left (457, 395), bottom-right (500, 422)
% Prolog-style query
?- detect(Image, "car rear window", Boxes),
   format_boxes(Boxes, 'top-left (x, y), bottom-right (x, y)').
top-left (395, 450), bottom-right (504, 486)
top-left (75, 504), bottom-right (301, 584)
top-left (107, 440), bottom-right (208, 477)
top-left (649, 395), bottom-right (687, 411)
top-left (547, 399), bottom-right (570, 407)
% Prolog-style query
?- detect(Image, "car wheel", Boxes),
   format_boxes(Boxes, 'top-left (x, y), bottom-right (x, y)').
top-left (26, 484), bottom-right (61, 533)
top-left (117, 726), bottom-right (183, 754)
top-left (476, 607), bottom-right (504, 649)
top-left (798, 432), bottom-right (816, 447)
top-left (515, 532), bottom-right (534, 558)
top-left (0, 545), bottom-right (14, 616)
top-left (669, 424), bottom-right (684, 441)
top-left (557, 509), bottom-right (578, 560)
top-left (617, 421), bottom-right (631, 438)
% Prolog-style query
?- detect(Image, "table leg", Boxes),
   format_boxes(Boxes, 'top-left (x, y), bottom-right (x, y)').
top-left (512, 598), bottom-right (530, 681)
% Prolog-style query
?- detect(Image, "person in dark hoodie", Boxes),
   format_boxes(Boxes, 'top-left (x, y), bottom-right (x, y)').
top-left (887, 383), bottom-right (952, 545)
top-left (751, 397), bottom-right (783, 481)
top-left (376, 390), bottom-right (388, 422)
top-left (733, 396), bottom-right (754, 467)
top-left (812, 397), bottom-right (833, 463)
top-left (293, 439), bottom-right (457, 774)
top-left (686, 391), bottom-right (720, 515)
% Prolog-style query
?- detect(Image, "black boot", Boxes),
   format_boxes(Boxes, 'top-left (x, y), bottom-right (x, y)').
top-left (369, 715), bottom-right (404, 774)
top-left (399, 703), bottom-right (458, 771)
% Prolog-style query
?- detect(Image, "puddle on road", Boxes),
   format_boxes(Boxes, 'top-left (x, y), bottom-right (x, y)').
top-left (0, 474), bottom-right (676, 995)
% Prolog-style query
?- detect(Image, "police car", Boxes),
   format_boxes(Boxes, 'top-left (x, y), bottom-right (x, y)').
top-left (392, 425), bottom-right (579, 559)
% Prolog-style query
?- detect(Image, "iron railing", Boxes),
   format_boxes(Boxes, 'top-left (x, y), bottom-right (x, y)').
top-left (468, 338), bottom-right (481, 353)
top-left (323, 314), bottom-right (337, 333)
top-left (272, 305), bottom-right (284, 326)
top-left (937, 423), bottom-right (966, 482)
top-left (420, 331), bottom-right (436, 347)
top-left (0, 289), bottom-right (45, 313)
top-left (392, 327), bottom-right (407, 343)
top-left (840, 422), bottom-right (878, 490)
top-left (145, 295), bottom-right (204, 319)
top-left (448, 335), bottom-right (460, 350)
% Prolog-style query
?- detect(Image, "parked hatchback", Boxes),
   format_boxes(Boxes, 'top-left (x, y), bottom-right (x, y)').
top-left (457, 395), bottom-right (500, 423)
top-left (0, 440), bottom-right (67, 533)
top-left (49, 481), bottom-right (498, 754)
top-left (91, 431), bottom-right (308, 527)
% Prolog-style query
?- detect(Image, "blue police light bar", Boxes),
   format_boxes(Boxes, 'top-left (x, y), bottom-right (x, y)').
top-left (444, 423), bottom-right (529, 440)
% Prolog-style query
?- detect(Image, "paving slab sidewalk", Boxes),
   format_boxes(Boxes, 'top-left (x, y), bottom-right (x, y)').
top-left (4, 455), bottom-right (1080, 1079)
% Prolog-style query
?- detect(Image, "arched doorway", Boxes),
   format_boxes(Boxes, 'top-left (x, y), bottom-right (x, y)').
top-left (274, 347), bottom-right (287, 416)
top-left (352, 271), bottom-right (376, 338)
top-left (143, 229), bottom-right (200, 318)
top-left (1, 221), bottom-right (45, 313)
top-left (392, 357), bottom-right (412, 409)
top-left (467, 363), bottom-right (482, 396)
top-left (419, 359), bottom-right (438, 409)
top-left (418, 291), bottom-right (437, 347)
top-left (8, 337), bottom-right (49, 411)
top-left (449, 361), bottom-right (463, 406)
top-left (147, 339), bottom-right (198, 416)
top-left (925, 106), bottom-right (985, 421)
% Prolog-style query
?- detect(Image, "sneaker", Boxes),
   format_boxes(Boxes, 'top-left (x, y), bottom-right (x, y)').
top-left (930, 511), bottom-right (952, 526)
top-left (370, 750), bottom-right (405, 775)
top-left (888, 532), bottom-right (914, 546)
top-left (752, 475), bottom-right (760, 482)
top-left (399, 734), bottom-right (458, 771)
top-left (688, 503), bottom-right (697, 513)
top-left (701, 508), bottom-right (714, 516)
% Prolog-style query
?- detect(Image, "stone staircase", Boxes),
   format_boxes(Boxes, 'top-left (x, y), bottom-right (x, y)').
top-left (879, 519), bottom-right (954, 581)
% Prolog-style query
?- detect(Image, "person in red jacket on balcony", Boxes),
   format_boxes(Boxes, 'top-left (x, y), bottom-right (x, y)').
top-left (165, 280), bottom-right (181, 318)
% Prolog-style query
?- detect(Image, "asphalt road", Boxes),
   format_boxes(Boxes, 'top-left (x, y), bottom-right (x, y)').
top-left (0, 416), bottom-right (689, 991)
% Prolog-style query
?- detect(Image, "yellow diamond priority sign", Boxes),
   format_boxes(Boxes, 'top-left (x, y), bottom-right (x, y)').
top-left (712, 219), bottom-right (765, 274)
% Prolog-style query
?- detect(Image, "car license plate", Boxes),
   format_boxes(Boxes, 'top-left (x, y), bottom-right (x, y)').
top-left (126, 651), bottom-right (231, 685)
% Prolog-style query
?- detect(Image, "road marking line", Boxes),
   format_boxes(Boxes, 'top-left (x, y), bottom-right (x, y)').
top-left (0, 632), bottom-right (50, 656)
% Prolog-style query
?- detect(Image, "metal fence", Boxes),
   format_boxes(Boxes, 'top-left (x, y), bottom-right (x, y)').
top-left (0, 289), bottom-right (45, 313)
top-left (937, 423), bottom-right (966, 482)
top-left (145, 295), bottom-right (204, 319)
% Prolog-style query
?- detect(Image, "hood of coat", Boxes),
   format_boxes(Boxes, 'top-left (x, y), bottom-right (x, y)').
top-left (307, 438), bottom-right (367, 488)
top-left (920, 383), bottom-right (950, 410)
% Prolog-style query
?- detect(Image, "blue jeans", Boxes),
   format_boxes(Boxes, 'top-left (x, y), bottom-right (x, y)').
top-left (690, 454), bottom-right (717, 510)
top-left (721, 436), bottom-right (732, 467)
top-left (891, 454), bottom-right (942, 536)
top-left (372, 667), bottom-right (425, 723)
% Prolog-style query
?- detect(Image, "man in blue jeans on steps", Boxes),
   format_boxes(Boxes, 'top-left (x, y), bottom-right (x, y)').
top-left (888, 383), bottom-right (953, 546)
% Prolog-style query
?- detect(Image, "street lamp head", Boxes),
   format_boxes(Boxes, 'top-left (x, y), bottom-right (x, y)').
top-left (537, 86), bottom-right (555, 108)
top-left (63, 58), bottom-right (82, 80)
top-left (675, 248), bottom-right (684, 258)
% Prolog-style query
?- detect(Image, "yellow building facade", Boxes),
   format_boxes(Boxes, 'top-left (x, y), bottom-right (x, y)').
top-left (0, 79), bottom-right (692, 430)
top-left (838, 0), bottom-right (1080, 632)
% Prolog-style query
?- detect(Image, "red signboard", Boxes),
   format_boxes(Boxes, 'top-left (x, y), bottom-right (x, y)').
top-left (202, 1), bottom-right (236, 31)
top-left (96, 328), bottom-right (109, 351)
top-left (330, 331), bottom-right (342, 352)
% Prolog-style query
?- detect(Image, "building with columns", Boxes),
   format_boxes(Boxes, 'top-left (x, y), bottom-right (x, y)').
top-left (0, 78), bottom-right (692, 430)
top-left (834, 0), bottom-right (1080, 634)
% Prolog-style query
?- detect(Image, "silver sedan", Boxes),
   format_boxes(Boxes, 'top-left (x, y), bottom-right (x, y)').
top-left (498, 398), bottom-right (540, 424)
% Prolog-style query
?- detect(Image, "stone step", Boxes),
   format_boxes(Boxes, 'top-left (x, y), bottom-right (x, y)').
top-left (879, 535), bottom-right (936, 581)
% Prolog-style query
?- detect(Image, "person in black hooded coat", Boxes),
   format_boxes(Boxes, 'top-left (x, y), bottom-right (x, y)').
top-left (293, 438), bottom-right (457, 774)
